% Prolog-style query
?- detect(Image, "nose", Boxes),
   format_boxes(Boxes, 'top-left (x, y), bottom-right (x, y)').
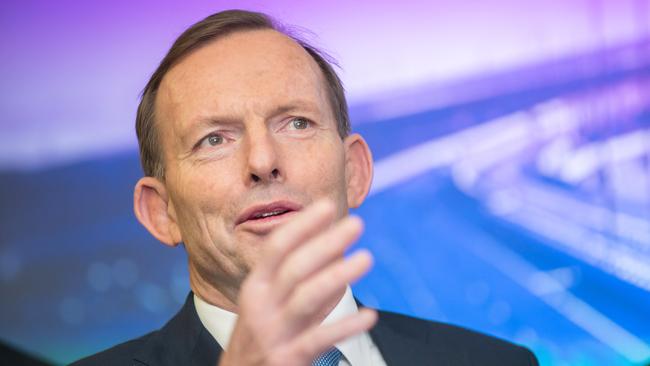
top-left (244, 126), bottom-right (282, 185)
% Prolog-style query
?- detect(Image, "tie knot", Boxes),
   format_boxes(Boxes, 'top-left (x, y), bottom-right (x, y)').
top-left (312, 347), bottom-right (342, 366)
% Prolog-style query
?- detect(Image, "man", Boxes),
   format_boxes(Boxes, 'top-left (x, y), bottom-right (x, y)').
top-left (73, 9), bottom-right (538, 366)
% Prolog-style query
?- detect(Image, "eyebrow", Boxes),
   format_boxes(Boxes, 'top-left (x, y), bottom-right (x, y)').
top-left (190, 99), bottom-right (322, 129)
top-left (192, 115), bottom-right (240, 129)
top-left (267, 100), bottom-right (322, 118)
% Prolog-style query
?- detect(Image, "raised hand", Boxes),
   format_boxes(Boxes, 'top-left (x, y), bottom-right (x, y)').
top-left (218, 200), bottom-right (376, 366)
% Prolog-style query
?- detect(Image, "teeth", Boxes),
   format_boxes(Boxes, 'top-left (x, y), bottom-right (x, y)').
top-left (254, 210), bottom-right (286, 219)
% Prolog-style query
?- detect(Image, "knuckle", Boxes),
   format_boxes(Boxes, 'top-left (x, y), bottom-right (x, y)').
top-left (293, 341), bottom-right (314, 361)
top-left (266, 350), bottom-right (286, 366)
top-left (333, 260), bottom-right (354, 281)
top-left (287, 290), bottom-right (312, 318)
top-left (282, 260), bottom-right (306, 284)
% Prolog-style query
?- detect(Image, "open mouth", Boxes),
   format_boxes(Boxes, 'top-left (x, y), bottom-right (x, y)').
top-left (249, 208), bottom-right (291, 220)
top-left (236, 201), bottom-right (302, 226)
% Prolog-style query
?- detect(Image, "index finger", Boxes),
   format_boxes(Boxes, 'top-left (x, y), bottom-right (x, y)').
top-left (256, 199), bottom-right (337, 279)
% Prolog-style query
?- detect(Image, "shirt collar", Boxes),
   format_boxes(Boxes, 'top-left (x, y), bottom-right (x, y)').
top-left (194, 286), bottom-right (367, 366)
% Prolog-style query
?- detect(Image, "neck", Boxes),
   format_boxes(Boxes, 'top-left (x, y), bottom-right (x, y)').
top-left (189, 261), bottom-right (347, 316)
top-left (189, 263), bottom-right (240, 312)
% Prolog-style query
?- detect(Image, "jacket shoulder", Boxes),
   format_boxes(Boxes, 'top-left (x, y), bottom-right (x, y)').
top-left (68, 331), bottom-right (156, 366)
top-left (69, 292), bottom-right (218, 366)
top-left (376, 310), bottom-right (538, 365)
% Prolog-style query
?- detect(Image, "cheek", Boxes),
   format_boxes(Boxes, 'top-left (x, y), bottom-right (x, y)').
top-left (168, 162), bottom-right (238, 242)
top-left (177, 157), bottom-right (240, 204)
top-left (288, 138), bottom-right (347, 196)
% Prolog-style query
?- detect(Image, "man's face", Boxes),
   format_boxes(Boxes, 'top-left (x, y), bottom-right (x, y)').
top-left (154, 30), bottom-right (352, 294)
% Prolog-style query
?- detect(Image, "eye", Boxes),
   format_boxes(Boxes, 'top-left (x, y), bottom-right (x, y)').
top-left (207, 135), bottom-right (223, 145)
top-left (197, 133), bottom-right (224, 149)
top-left (288, 117), bottom-right (311, 130)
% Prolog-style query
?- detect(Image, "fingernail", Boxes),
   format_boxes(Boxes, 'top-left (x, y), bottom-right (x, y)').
top-left (360, 308), bottom-right (378, 323)
top-left (352, 249), bottom-right (373, 264)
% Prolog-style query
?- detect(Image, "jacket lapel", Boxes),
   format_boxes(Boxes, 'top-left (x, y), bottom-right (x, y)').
top-left (133, 292), bottom-right (223, 366)
top-left (132, 293), bottom-right (461, 366)
top-left (367, 309), bottom-right (461, 366)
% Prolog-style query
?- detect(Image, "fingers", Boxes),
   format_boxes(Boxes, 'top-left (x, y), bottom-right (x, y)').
top-left (272, 215), bottom-right (364, 301)
top-left (289, 308), bottom-right (378, 362)
top-left (257, 199), bottom-right (336, 279)
top-left (282, 249), bottom-right (374, 332)
top-left (227, 199), bottom-right (376, 366)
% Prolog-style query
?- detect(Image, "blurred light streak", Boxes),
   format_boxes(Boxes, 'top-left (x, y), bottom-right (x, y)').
top-left (370, 135), bottom-right (650, 363)
top-left (487, 186), bottom-right (650, 291)
top-left (368, 67), bottom-right (650, 363)
top-left (371, 96), bottom-right (571, 195)
top-left (500, 180), bottom-right (650, 250)
top-left (371, 111), bottom-right (534, 195)
top-left (371, 84), bottom-right (632, 196)
top-left (559, 129), bottom-right (650, 184)
top-left (468, 237), bottom-right (650, 363)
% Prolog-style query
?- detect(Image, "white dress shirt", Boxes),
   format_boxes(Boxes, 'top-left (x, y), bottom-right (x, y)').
top-left (194, 286), bottom-right (387, 366)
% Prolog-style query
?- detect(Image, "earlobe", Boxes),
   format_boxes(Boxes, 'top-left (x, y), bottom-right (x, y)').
top-left (344, 133), bottom-right (374, 208)
top-left (133, 177), bottom-right (182, 247)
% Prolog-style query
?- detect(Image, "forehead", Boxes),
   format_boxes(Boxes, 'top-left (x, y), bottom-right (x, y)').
top-left (156, 29), bottom-right (329, 126)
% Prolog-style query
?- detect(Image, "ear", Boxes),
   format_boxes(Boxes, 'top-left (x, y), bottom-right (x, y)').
top-left (344, 133), bottom-right (373, 208)
top-left (133, 176), bottom-right (183, 247)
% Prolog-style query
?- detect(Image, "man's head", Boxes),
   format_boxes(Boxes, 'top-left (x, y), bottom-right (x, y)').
top-left (135, 10), bottom-right (351, 180)
top-left (132, 10), bottom-right (373, 308)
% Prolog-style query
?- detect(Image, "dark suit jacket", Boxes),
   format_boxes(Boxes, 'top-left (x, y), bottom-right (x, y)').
top-left (72, 292), bottom-right (538, 366)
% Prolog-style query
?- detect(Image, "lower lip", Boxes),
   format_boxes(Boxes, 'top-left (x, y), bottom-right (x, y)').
top-left (237, 211), bottom-right (298, 235)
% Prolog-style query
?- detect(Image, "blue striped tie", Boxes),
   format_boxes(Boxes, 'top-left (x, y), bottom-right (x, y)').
top-left (312, 347), bottom-right (342, 366)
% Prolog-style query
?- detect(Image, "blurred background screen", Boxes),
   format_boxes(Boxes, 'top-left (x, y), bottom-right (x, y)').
top-left (1, 1), bottom-right (649, 365)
